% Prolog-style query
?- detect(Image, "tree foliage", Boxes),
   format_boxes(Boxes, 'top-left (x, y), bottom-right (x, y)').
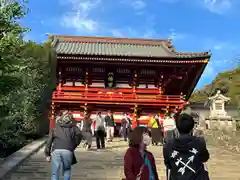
top-left (190, 67), bottom-right (240, 105)
top-left (0, 1), bottom-right (55, 157)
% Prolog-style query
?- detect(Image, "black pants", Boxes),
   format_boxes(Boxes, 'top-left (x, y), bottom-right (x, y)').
top-left (151, 128), bottom-right (163, 145)
top-left (122, 127), bottom-right (130, 141)
top-left (96, 130), bottom-right (105, 149)
top-left (165, 130), bottom-right (174, 143)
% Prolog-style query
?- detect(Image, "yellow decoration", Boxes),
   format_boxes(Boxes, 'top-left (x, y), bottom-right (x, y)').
top-left (203, 58), bottom-right (209, 63)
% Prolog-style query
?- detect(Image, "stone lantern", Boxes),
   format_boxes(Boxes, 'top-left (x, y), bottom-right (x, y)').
top-left (208, 90), bottom-right (231, 119)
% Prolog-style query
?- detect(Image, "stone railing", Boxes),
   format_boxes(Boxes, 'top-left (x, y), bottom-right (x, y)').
top-left (205, 117), bottom-right (240, 131)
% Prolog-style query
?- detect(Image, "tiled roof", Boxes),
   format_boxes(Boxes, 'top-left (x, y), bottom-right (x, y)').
top-left (50, 35), bottom-right (211, 59)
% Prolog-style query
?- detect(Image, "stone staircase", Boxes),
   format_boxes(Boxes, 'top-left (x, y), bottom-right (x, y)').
top-left (5, 139), bottom-right (240, 180)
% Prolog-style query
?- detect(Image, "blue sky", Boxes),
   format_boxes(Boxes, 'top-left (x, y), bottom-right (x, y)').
top-left (21, 0), bottom-right (239, 89)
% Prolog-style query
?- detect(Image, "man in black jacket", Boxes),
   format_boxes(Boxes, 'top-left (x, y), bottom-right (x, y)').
top-left (163, 113), bottom-right (210, 180)
top-left (120, 112), bottom-right (132, 141)
top-left (44, 111), bottom-right (82, 180)
top-left (105, 110), bottom-right (115, 142)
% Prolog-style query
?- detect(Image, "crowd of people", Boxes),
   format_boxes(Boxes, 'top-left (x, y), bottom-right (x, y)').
top-left (44, 110), bottom-right (210, 180)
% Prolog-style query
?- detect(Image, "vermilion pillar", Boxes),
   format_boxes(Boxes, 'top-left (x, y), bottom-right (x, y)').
top-left (132, 104), bottom-right (138, 129)
top-left (132, 117), bottom-right (137, 129)
top-left (49, 102), bottom-right (55, 129)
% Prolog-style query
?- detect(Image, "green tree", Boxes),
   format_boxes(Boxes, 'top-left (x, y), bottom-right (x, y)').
top-left (0, 1), bottom-right (55, 157)
top-left (0, 0), bottom-right (28, 152)
top-left (190, 67), bottom-right (240, 106)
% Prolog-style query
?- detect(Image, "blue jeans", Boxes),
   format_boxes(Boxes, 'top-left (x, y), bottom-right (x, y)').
top-left (51, 149), bottom-right (73, 180)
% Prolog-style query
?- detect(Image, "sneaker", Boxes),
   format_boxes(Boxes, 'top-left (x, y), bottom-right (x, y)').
top-left (85, 145), bottom-right (89, 151)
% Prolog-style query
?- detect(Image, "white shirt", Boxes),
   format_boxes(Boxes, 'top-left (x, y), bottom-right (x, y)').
top-left (163, 117), bottom-right (176, 131)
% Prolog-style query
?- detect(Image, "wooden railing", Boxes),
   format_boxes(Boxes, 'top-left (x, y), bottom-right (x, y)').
top-left (57, 86), bottom-right (161, 94)
top-left (52, 91), bottom-right (186, 106)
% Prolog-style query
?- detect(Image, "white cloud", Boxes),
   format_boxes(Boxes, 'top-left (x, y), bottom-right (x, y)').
top-left (213, 44), bottom-right (222, 50)
top-left (158, 0), bottom-right (179, 3)
top-left (132, 0), bottom-right (146, 10)
top-left (142, 29), bottom-right (158, 38)
top-left (201, 0), bottom-right (233, 14)
top-left (159, 0), bottom-right (234, 15)
top-left (109, 14), bottom-right (157, 38)
top-left (60, 0), bottom-right (101, 32)
top-left (109, 27), bottom-right (158, 39)
top-left (121, 0), bottom-right (146, 10)
top-left (109, 29), bottom-right (125, 37)
top-left (202, 38), bottom-right (237, 52)
top-left (168, 29), bottom-right (186, 40)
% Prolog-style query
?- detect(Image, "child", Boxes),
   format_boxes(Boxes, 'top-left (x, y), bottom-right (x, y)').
top-left (163, 113), bottom-right (210, 180)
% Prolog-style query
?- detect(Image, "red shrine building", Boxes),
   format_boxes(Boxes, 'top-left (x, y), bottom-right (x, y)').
top-left (49, 35), bottom-right (211, 129)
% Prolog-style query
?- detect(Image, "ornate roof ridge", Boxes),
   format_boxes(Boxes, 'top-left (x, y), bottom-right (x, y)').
top-left (49, 34), bottom-right (173, 47)
top-left (176, 51), bottom-right (212, 57)
top-left (50, 35), bottom-right (212, 58)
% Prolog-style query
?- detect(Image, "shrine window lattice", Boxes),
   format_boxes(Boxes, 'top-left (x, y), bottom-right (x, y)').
top-left (215, 103), bottom-right (223, 110)
top-left (65, 67), bottom-right (82, 72)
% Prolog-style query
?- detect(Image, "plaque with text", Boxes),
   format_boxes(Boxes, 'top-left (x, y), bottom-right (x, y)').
top-left (140, 69), bottom-right (156, 75)
top-left (64, 67), bottom-right (83, 72)
top-left (116, 68), bottom-right (131, 74)
top-left (92, 67), bottom-right (106, 73)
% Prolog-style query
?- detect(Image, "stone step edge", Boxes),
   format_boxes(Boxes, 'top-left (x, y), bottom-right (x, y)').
top-left (0, 137), bottom-right (47, 180)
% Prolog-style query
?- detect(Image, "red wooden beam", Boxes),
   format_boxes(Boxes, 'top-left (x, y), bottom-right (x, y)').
top-left (58, 86), bottom-right (161, 94)
top-left (53, 91), bottom-right (183, 100)
top-left (52, 100), bottom-right (185, 106)
top-left (52, 91), bottom-right (186, 106)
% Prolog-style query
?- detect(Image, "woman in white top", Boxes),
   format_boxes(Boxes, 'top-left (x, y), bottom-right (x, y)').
top-left (163, 113), bottom-right (176, 143)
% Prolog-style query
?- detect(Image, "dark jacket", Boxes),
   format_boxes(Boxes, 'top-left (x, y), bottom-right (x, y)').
top-left (121, 117), bottom-right (131, 129)
top-left (82, 117), bottom-right (92, 133)
top-left (105, 115), bottom-right (115, 127)
top-left (163, 134), bottom-right (210, 180)
top-left (44, 122), bottom-right (82, 157)
top-left (124, 147), bottom-right (159, 180)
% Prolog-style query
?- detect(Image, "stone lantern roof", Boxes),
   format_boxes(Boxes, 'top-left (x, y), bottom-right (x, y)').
top-left (208, 90), bottom-right (230, 102)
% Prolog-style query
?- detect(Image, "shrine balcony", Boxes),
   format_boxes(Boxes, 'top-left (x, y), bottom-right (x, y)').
top-left (57, 86), bottom-right (162, 94)
top-left (52, 91), bottom-right (186, 106)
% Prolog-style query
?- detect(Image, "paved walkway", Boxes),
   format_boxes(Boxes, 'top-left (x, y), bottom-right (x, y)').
top-left (5, 139), bottom-right (240, 180)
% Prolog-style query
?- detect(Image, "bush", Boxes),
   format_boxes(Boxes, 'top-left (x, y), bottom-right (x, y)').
top-left (0, 1), bottom-right (55, 158)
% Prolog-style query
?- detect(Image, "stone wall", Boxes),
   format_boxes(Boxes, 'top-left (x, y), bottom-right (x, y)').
top-left (191, 108), bottom-right (239, 119)
top-left (205, 118), bottom-right (237, 131)
top-left (189, 104), bottom-right (239, 131)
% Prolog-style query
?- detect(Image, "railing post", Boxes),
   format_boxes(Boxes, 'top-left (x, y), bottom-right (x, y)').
top-left (84, 70), bottom-right (88, 98)
top-left (57, 71), bottom-right (62, 95)
top-left (84, 103), bottom-right (88, 115)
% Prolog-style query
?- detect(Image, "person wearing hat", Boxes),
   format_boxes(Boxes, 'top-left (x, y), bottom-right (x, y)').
top-left (44, 110), bottom-right (82, 180)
